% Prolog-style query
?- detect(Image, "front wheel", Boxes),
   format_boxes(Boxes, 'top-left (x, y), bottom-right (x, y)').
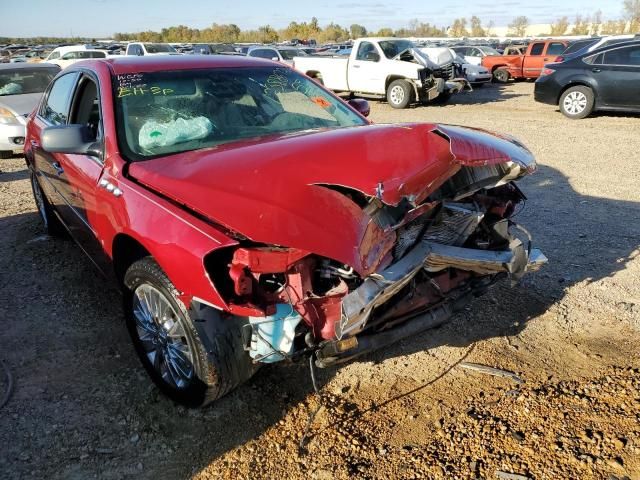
top-left (559, 86), bottom-right (594, 119)
top-left (386, 79), bottom-right (414, 109)
top-left (123, 257), bottom-right (255, 407)
top-left (493, 68), bottom-right (510, 83)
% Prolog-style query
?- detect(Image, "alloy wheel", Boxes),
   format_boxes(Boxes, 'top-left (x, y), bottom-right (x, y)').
top-left (132, 284), bottom-right (194, 389)
top-left (563, 91), bottom-right (588, 115)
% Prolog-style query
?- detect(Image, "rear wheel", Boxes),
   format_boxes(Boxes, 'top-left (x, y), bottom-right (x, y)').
top-left (386, 79), bottom-right (414, 109)
top-left (493, 68), bottom-right (510, 83)
top-left (30, 170), bottom-right (65, 236)
top-left (559, 86), bottom-right (594, 119)
top-left (123, 257), bottom-right (255, 407)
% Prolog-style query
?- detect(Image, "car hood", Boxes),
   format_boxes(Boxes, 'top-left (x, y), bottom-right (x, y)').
top-left (0, 92), bottom-right (43, 116)
top-left (129, 123), bottom-right (535, 273)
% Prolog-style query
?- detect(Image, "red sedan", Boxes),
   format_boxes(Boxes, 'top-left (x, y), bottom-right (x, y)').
top-left (25, 55), bottom-right (546, 406)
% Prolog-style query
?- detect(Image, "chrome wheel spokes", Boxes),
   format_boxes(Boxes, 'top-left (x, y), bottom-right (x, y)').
top-left (132, 284), bottom-right (194, 389)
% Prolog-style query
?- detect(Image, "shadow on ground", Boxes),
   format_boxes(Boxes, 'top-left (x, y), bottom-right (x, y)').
top-left (0, 163), bottom-right (638, 479)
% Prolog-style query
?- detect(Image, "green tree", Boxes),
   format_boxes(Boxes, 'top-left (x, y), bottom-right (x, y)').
top-left (470, 16), bottom-right (485, 36)
top-left (590, 10), bottom-right (603, 35)
top-left (350, 23), bottom-right (367, 39)
top-left (375, 27), bottom-right (395, 37)
top-left (549, 16), bottom-right (569, 35)
top-left (571, 15), bottom-right (591, 35)
top-left (624, 0), bottom-right (640, 32)
top-left (600, 19), bottom-right (627, 34)
top-left (261, 25), bottom-right (279, 43)
top-left (449, 18), bottom-right (469, 37)
top-left (507, 16), bottom-right (529, 36)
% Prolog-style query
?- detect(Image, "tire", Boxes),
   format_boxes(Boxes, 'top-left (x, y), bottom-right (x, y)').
top-left (386, 79), bottom-right (414, 109)
top-left (559, 86), bottom-right (594, 119)
top-left (493, 68), bottom-right (510, 83)
top-left (431, 91), bottom-right (452, 105)
top-left (30, 170), bottom-right (66, 237)
top-left (123, 257), bottom-right (255, 407)
top-left (0, 151), bottom-right (12, 159)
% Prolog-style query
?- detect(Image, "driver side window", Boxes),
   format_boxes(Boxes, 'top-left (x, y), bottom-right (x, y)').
top-left (356, 42), bottom-right (378, 62)
top-left (70, 76), bottom-right (102, 145)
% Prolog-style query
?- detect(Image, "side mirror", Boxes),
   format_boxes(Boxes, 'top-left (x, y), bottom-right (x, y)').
top-left (348, 98), bottom-right (370, 117)
top-left (271, 57), bottom-right (279, 61)
top-left (41, 125), bottom-right (102, 158)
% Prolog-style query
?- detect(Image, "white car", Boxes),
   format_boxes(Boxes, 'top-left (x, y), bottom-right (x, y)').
top-left (47, 49), bottom-right (108, 69)
top-left (447, 49), bottom-right (492, 85)
top-left (247, 46), bottom-right (306, 65)
top-left (125, 43), bottom-right (180, 56)
top-left (294, 38), bottom-right (467, 108)
top-left (0, 63), bottom-right (60, 158)
top-left (451, 45), bottom-right (501, 66)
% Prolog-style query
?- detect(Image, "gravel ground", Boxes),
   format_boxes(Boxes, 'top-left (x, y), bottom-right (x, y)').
top-left (1, 82), bottom-right (639, 480)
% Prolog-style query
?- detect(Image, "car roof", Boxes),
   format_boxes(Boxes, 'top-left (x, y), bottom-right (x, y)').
top-left (586, 39), bottom-right (640, 56)
top-left (0, 62), bottom-right (60, 71)
top-left (74, 55), bottom-right (282, 75)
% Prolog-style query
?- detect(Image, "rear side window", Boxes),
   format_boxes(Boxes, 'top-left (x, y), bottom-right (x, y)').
top-left (603, 46), bottom-right (640, 66)
top-left (530, 43), bottom-right (545, 56)
top-left (41, 73), bottom-right (78, 125)
top-left (48, 51), bottom-right (60, 60)
top-left (546, 42), bottom-right (566, 56)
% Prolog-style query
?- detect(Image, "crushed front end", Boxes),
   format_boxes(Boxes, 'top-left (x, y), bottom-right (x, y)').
top-left (205, 125), bottom-right (547, 367)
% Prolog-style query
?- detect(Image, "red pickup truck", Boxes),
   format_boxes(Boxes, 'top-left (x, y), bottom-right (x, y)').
top-left (482, 39), bottom-right (569, 82)
top-left (25, 55), bottom-right (546, 407)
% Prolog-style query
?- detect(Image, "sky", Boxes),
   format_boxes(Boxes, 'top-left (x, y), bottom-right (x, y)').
top-left (0, 0), bottom-right (627, 38)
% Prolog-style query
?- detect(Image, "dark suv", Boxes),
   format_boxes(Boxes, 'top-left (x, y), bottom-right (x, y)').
top-left (534, 40), bottom-right (640, 119)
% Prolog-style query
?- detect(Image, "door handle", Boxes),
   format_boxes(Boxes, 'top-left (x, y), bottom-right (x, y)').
top-left (543, 58), bottom-right (549, 61)
top-left (592, 68), bottom-right (601, 73)
top-left (353, 65), bottom-right (360, 68)
top-left (52, 162), bottom-right (64, 175)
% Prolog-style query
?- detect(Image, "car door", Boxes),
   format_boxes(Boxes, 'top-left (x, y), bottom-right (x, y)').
top-left (31, 71), bottom-right (80, 221)
top-left (54, 73), bottom-right (112, 273)
top-left (348, 41), bottom-right (386, 94)
top-left (592, 45), bottom-right (640, 108)
top-left (523, 42), bottom-right (546, 77)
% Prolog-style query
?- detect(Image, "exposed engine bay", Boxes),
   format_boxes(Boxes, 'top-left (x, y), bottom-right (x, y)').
top-left (205, 154), bottom-right (547, 366)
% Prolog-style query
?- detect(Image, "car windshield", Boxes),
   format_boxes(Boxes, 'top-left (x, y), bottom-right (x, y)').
top-left (0, 68), bottom-right (58, 96)
top-left (478, 46), bottom-right (500, 55)
top-left (278, 49), bottom-right (303, 60)
top-left (113, 66), bottom-right (368, 160)
top-left (145, 44), bottom-right (177, 54)
top-left (379, 40), bottom-right (414, 58)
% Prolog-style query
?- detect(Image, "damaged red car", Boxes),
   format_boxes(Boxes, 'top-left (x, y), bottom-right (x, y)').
top-left (25, 56), bottom-right (546, 406)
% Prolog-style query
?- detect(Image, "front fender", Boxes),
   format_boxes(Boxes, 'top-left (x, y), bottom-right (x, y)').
top-left (100, 173), bottom-right (238, 310)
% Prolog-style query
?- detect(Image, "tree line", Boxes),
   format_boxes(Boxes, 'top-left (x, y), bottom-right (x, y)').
top-left (2, 1), bottom-right (638, 45)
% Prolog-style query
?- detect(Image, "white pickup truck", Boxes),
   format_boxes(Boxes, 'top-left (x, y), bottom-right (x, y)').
top-left (293, 38), bottom-right (468, 109)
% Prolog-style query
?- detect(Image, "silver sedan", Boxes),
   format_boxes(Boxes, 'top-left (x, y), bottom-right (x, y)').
top-left (0, 63), bottom-right (60, 158)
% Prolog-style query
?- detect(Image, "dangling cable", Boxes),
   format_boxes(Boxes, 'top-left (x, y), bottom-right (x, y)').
top-left (298, 353), bottom-right (323, 454)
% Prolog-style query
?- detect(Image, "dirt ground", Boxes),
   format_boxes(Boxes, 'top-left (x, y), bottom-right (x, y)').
top-left (1, 81), bottom-right (639, 480)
